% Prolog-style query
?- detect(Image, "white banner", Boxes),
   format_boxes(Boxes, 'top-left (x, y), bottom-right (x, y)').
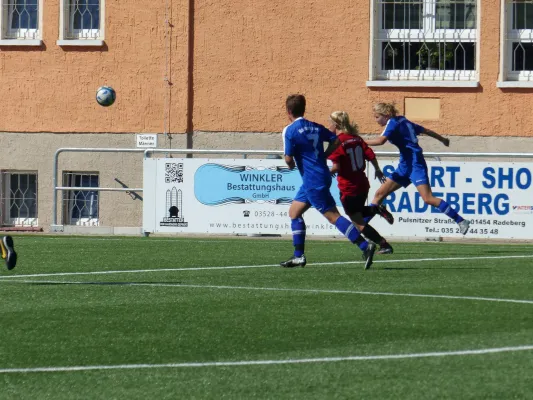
top-left (143, 158), bottom-right (533, 239)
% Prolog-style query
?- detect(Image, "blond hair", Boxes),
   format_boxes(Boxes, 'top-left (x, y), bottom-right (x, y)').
top-left (373, 102), bottom-right (399, 118)
top-left (330, 111), bottom-right (359, 136)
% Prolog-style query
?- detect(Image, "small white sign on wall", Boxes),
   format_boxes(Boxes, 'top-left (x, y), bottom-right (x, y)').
top-left (136, 134), bottom-right (158, 148)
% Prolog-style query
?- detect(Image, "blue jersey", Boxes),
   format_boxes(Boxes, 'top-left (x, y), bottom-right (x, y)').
top-left (283, 117), bottom-right (337, 188)
top-left (381, 116), bottom-right (425, 163)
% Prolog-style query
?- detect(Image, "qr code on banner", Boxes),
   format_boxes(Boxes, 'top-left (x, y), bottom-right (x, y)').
top-left (165, 163), bottom-right (183, 183)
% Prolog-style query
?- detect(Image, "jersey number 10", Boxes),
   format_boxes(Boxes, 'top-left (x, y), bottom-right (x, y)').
top-left (346, 146), bottom-right (365, 172)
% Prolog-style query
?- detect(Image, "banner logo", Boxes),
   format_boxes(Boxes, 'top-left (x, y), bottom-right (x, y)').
top-left (160, 187), bottom-right (189, 227)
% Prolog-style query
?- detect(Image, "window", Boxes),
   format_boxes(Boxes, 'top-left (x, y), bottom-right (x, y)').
top-left (369, 0), bottom-right (478, 85)
top-left (500, 0), bottom-right (533, 83)
top-left (63, 172), bottom-right (99, 226)
top-left (59, 0), bottom-right (104, 44)
top-left (0, 171), bottom-right (38, 227)
top-left (0, 0), bottom-right (41, 42)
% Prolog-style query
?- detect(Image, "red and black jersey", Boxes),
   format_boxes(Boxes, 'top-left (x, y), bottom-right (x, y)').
top-left (328, 133), bottom-right (376, 197)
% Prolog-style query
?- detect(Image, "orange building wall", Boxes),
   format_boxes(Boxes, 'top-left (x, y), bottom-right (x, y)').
top-left (0, 0), bottom-right (190, 133)
top-left (1, 0), bottom-right (532, 137)
top-left (193, 0), bottom-right (528, 137)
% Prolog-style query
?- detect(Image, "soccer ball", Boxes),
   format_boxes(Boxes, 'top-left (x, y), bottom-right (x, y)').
top-left (96, 86), bottom-right (116, 107)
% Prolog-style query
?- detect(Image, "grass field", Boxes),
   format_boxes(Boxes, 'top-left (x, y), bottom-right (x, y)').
top-left (1, 235), bottom-right (532, 399)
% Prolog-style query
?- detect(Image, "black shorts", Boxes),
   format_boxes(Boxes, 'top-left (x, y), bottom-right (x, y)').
top-left (341, 193), bottom-right (369, 215)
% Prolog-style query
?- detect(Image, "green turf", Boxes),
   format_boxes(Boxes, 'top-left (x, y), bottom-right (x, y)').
top-left (1, 236), bottom-right (532, 399)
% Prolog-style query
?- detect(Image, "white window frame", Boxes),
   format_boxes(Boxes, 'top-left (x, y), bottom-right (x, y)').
top-left (368, 0), bottom-right (480, 87)
top-left (0, 0), bottom-right (42, 46)
top-left (0, 170), bottom-right (39, 227)
top-left (63, 171), bottom-right (100, 227)
top-left (58, 0), bottom-right (105, 46)
top-left (498, 0), bottom-right (533, 87)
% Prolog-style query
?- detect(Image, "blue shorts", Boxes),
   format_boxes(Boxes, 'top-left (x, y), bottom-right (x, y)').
top-left (294, 185), bottom-right (337, 214)
top-left (389, 160), bottom-right (429, 188)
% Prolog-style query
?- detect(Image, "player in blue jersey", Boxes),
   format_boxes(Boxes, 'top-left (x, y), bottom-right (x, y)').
top-left (0, 235), bottom-right (17, 270)
top-left (365, 102), bottom-right (470, 235)
top-left (280, 94), bottom-right (384, 269)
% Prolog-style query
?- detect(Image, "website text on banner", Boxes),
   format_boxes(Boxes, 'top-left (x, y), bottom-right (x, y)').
top-left (142, 158), bottom-right (532, 239)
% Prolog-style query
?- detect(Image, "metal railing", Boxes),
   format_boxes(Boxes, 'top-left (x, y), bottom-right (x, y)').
top-left (144, 149), bottom-right (533, 159)
top-left (52, 147), bottom-right (533, 232)
top-left (51, 148), bottom-right (145, 229)
top-left (143, 148), bottom-right (283, 158)
top-left (51, 148), bottom-right (284, 230)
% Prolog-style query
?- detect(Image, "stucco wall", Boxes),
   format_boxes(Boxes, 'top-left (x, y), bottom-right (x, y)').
top-left (193, 0), bottom-right (533, 137)
top-left (1, 0), bottom-right (533, 138)
top-left (0, 0), bottom-right (190, 133)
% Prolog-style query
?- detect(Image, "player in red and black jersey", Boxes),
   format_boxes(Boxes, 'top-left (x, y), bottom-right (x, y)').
top-left (328, 111), bottom-right (393, 256)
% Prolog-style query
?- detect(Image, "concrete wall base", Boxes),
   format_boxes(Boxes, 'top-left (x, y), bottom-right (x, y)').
top-left (62, 226), bottom-right (143, 236)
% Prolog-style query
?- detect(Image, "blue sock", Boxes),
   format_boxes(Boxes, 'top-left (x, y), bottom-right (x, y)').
top-left (291, 218), bottom-right (306, 257)
top-left (335, 216), bottom-right (360, 244)
top-left (438, 200), bottom-right (464, 223)
top-left (358, 240), bottom-right (368, 251)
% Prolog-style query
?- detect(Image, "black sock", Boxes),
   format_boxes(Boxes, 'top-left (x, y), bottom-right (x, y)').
top-left (361, 225), bottom-right (383, 244)
top-left (362, 205), bottom-right (378, 218)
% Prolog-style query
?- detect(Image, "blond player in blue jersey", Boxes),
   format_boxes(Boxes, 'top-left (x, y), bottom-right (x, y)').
top-left (365, 102), bottom-right (470, 235)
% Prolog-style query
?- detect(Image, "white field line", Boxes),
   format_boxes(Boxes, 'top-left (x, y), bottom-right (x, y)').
top-left (7, 279), bottom-right (533, 305)
top-left (0, 263), bottom-right (277, 279)
top-left (20, 238), bottom-right (291, 244)
top-left (0, 254), bottom-right (532, 280)
top-left (18, 237), bottom-right (533, 246)
top-left (1, 345), bottom-right (532, 374)
top-left (19, 236), bottom-right (533, 243)
top-left (21, 237), bottom-right (343, 244)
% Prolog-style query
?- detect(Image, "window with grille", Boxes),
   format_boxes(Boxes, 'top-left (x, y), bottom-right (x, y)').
top-left (502, 0), bottom-right (533, 82)
top-left (0, 0), bottom-right (41, 41)
top-left (0, 171), bottom-right (38, 227)
top-left (370, 0), bottom-right (478, 83)
top-left (59, 0), bottom-right (104, 41)
top-left (63, 172), bottom-right (99, 226)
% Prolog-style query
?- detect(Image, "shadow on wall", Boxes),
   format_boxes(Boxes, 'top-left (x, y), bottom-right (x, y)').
top-left (59, 42), bottom-right (109, 53)
top-left (499, 87), bottom-right (533, 94)
top-left (114, 178), bottom-right (143, 201)
top-left (368, 84), bottom-right (484, 95)
top-left (0, 41), bottom-right (109, 53)
top-left (0, 42), bottom-right (47, 52)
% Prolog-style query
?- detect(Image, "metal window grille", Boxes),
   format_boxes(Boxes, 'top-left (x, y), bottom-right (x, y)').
top-left (2, 0), bottom-right (39, 39)
top-left (0, 171), bottom-right (38, 227)
top-left (506, 0), bottom-right (533, 80)
top-left (66, 0), bottom-right (101, 39)
top-left (62, 172), bottom-right (99, 226)
top-left (375, 0), bottom-right (478, 81)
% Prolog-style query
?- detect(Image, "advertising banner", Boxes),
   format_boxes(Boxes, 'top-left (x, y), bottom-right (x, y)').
top-left (143, 158), bottom-right (533, 239)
